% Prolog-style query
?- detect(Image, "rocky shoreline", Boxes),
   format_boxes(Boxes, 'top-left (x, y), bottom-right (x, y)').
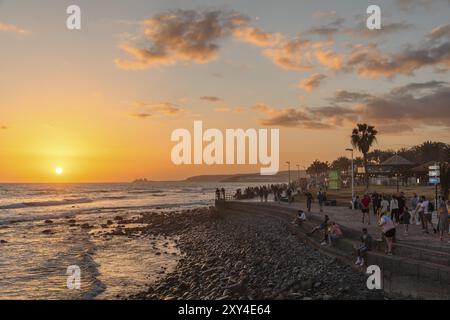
top-left (113, 207), bottom-right (389, 300)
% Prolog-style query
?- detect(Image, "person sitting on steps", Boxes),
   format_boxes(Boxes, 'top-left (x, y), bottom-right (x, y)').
top-left (355, 228), bottom-right (372, 266)
top-left (293, 209), bottom-right (307, 226)
top-left (307, 215), bottom-right (329, 237)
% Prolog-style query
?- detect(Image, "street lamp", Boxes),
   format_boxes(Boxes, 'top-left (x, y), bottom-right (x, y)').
top-left (346, 148), bottom-right (355, 209)
top-left (296, 164), bottom-right (300, 184)
top-left (286, 161), bottom-right (291, 185)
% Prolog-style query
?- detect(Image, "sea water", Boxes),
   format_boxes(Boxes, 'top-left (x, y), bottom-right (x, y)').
top-left (0, 182), bottom-right (263, 299)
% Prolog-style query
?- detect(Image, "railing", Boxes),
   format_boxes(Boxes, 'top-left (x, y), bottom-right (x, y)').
top-left (215, 192), bottom-right (235, 201)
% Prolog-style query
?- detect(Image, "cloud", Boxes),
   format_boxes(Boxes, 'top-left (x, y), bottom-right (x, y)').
top-left (252, 103), bottom-right (337, 129)
top-left (1, 125), bottom-right (7, 129)
top-left (241, 29), bottom-right (344, 72)
top-left (312, 10), bottom-right (337, 19)
top-left (394, 0), bottom-right (448, 11)
top-left (389, 80), bottom-right (447, 95)
top-left (427, 24), bottom-right (450, 41)
top-left (307, 17), bottom-right (345, 38)
top-left (314, 48), bottom-right (344, 70)
top-left (344, 22), bottom-right (412, 38)
top-left (130, 113), bottom-right (151, 119)
top-left (346, 36), bottom-right (450, 78)
top-left (233, 26), bottom-right (281, 46)
top-left (200, 96), bottom-right (222, 102)
top-left (253, 81), bottom-right (450, 133)
top-left (261, 37), bottom-right (318, 71)
top-left (330, 90), bottom-right (373, 103)
top-left (214, 106), bottom-right (246, 113)
top-left (116, 9), bottom-right (248, 70)
top-left (0, 22), bottom-right (29, 35)
top-left (307, 14), bottom-right (410, 39)
top-left (115, 9), bottom-right (449, 81)
top-left (131, 101), bottom-right (186, 118)
top-left (361, 81), bottom-right (450, 127)
top-left (298, 73), bottom-right (327, 92)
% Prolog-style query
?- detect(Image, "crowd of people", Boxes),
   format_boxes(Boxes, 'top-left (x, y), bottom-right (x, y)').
top-left (216, 185), bottom-right (450, 263)
top-left (232, 184), bottom-right (302, 204)
top-left (290, 189), bottom-right (449, 264)
top-left (353, 191), bottom-right (449, 241)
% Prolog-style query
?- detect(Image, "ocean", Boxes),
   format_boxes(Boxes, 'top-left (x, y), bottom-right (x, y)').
top-left (0, 182), bottom-right (266, 300)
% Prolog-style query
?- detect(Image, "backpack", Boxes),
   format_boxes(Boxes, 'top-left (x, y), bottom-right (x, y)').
top-left (428, 201), bottom-right (435, 212)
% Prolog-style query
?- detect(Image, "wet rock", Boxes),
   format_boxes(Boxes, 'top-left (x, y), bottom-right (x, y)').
top-left (301, 279), bottom-right (313, 290)
top-left (125, 207), bottom-right (387, 301)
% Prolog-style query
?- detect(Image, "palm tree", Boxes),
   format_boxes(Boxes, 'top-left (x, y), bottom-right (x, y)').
top-left (351, 124), bottom-right (378, 190)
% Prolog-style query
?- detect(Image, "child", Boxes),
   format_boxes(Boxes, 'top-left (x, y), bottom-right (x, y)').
top-left (355, 228), bottom-right (372, 266)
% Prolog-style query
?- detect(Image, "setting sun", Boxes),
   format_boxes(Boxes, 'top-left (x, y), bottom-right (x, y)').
top-left (55, 167), bottom-right (64, 175)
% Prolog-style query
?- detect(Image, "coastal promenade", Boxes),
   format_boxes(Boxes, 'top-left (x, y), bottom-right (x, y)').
top-left (216, 199), bottom-right (450, 299)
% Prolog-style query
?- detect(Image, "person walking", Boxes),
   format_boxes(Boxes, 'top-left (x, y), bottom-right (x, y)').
top-left (390, 195), bottom-right (399, 223)
top-left (410, 193), bottom-right (420, 225)
top-left (317, 189), bottom-right (326, 212)
top-left (305, 191), bottom-right (313, 212)
top-left (437, 199), bottom-right (449, 242)
top-left (361, 194), bottom-right (371, 225)
top-left (372, 191), bottom-right (380, 217)
top-left (420, 196), bottom-right (436, 234)
top-left (380, 195), bottom-right (389, 218)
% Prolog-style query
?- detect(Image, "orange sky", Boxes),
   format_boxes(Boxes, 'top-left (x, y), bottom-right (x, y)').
top-left (0, 1), bottom-right (449, 182)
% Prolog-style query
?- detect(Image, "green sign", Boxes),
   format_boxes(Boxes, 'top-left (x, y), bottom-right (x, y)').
top-left (328, 170), bottom-right (340, 190)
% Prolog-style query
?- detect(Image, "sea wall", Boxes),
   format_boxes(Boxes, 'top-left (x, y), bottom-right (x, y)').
top-left (216, 200), bottom-right (450, 300)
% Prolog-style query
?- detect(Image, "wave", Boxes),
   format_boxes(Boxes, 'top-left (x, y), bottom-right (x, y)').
top-left (127, 190), bottom-right (164, 195)
top-left (0, 198), bottom-right (93, 210)
top-left (98, 196), bottom-right (128, 200)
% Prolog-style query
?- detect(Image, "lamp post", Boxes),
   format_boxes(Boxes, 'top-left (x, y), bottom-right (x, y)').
top-left (296, 164), bottom-right (300, 184)
top-left (346, 148), bottom-right (355, 209)
top-left (286, 161), bottom-right (291, 185)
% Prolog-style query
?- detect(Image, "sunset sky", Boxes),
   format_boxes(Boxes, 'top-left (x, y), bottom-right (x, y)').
top-left (0, 0), bottom-right (449, 182)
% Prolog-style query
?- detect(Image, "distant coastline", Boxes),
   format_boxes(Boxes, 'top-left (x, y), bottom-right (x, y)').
top-left (132, 170), bottom-right (307, 183)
